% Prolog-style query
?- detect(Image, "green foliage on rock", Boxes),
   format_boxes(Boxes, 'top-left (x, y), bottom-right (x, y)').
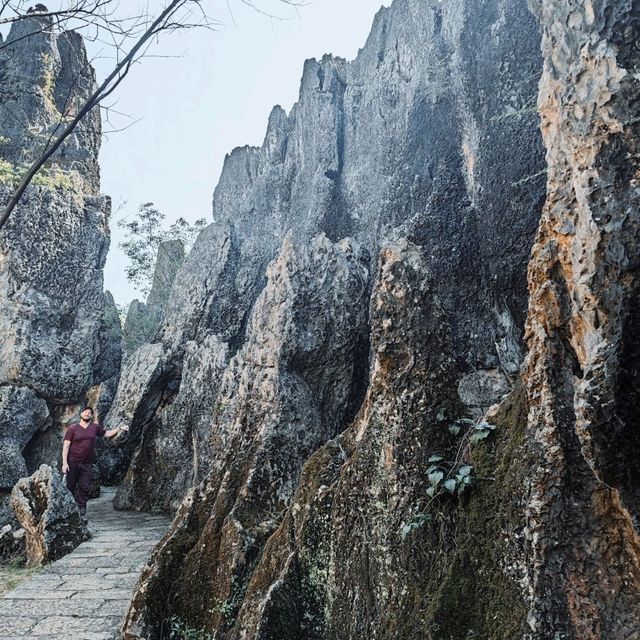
top-left (168, 616), bottom-right (214, 640)
top-left (425, 384), bottom-right (530, 639)
top-left (0, 158), bottom-right (80, 190)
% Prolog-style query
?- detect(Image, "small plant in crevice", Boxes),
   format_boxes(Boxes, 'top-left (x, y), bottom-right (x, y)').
top-left (426, 455), bottom-right (473, 498)
top-left (467, 420), bottom-right (496, 444)
top-left (207, 574), bottom-right (243, 627)
top-left (400, 417), bottom-right (497, 538)
top-left (167, 616), bottom-right (214, 640)
top-left (209, 597), bottom-right (236, 625)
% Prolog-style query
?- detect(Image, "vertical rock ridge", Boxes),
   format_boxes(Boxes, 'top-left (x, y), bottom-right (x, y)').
top-left (523, 0), bottom-right (640, 636)
top-left (123, 233), bottom-right (369, 638)
top-left (0, 15), bottom-right (120, 494)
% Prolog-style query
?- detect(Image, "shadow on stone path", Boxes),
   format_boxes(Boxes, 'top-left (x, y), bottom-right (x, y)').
top-left (0, 486), bottom-right (170, 640)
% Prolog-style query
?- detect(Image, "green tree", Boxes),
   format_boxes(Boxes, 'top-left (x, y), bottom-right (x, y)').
top-left (117, 202), bottom-right (206, 296)
top-left (166, 216), bottom-right (208, 248)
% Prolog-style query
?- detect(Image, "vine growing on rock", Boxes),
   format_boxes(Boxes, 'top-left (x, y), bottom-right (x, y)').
top-left (401, 418), bottom-right (497, 538)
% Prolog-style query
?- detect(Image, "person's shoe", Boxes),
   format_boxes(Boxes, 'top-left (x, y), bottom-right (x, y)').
top-left (79, 506), bottom-right (87, 523)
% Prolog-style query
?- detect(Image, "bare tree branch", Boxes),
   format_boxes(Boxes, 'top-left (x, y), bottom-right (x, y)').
top-left (0, 0), bottom-right (212, 231)
top-left (0, 0), bottom-right (305, 232)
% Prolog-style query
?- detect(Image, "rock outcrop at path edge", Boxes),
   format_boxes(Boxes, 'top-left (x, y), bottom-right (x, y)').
top-left (0, 15), bottom-right (121, 507)
top-left (11, 465), bottom-right (89, 567)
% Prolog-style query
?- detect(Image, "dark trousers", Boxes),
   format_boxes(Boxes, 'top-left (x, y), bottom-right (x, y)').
top-left (66, 460), bottom-right (92, 509)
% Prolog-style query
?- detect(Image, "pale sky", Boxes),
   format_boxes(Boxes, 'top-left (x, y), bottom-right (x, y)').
top-left (92, 0), bottom-right (392, 306)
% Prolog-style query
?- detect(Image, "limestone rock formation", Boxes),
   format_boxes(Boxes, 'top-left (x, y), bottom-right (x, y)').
top-left (96, 239), bottom-right (184, 484)
top-left (168, 0), bottom-right (640, 636)
top-left (116, 233), bottom-right (368, 518)
top-left (98, 343), bottom-right (169, 484)
top-left (111, 0), bottom-right (545, 520)
top-left (232, 241), bottom-right (529, 639)
top-left (0, 523), bottom-right (25, 564)
top-left (113, 334), bottom-right (228, 511)
top-left (521, 0), bottom-right (640, 636)
top-left (0, 387), bottom-right (50, 487)
top-left (120, 0), bottom-right (548, 636)
top-left (0, 14), bottom-right (120, 499)
top-left (123, 240), bottom-right (185, 354)
top-left (123, 232), bottom-right (369, 636)
top-left (11, 465), bottom-right (89, 567)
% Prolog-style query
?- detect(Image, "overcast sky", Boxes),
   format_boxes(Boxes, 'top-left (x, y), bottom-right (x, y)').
top-left (92, 0), bottom-right (392, 306)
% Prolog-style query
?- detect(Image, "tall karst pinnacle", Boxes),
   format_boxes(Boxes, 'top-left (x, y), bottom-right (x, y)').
top-left (0, 14), bottom-right (121, 497)
top-left (118, 0), bottom-right (551, 638)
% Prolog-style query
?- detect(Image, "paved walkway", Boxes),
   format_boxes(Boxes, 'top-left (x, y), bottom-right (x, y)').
top-left (0, 486), bottom-right (170, 640)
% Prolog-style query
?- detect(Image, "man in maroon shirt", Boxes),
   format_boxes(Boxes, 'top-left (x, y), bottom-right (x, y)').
top-left (62, 407), bottom-right (129, 519)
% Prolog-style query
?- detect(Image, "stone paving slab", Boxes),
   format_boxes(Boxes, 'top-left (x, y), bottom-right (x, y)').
top-left (1, 487), bottom-right (170, 639)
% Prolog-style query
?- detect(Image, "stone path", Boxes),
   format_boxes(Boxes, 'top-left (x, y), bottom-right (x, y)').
top-left (0, 486), bottom-right (170, 640)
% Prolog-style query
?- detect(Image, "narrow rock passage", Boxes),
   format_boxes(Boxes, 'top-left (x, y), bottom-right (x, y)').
top-left (0, 487), bottom-right (170, 639)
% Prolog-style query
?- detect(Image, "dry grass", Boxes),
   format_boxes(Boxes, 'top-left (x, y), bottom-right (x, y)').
top-left (0, 556), bottom-right (41, 596)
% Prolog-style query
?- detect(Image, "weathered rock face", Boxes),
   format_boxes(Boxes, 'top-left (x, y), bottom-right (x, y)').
top-left (97, 240), bottom-right (184, 484)
top-left (11, 465), bottom-right (89, 567)
top-left (98, 343), bottom-right (169, 484)
top-left (123, 240), bottom-right (185, 354)
top-left (521, 0), bottom-right (640, 636)
top-left (111, 0), bottom-right (545, 519)
top-left (112, 333), bottom-right (228, 511)
top-left (0, 387), bottom-right (50, 487)
top-left (120, 0), bottom-right (549, 636)
top-left (0, 15), bottom-right (121, 493)
top-left (229, 242), bottom-right (531, 640)
top-left (123, 232), bottom-right (369, 636)
top-left (0, 522), bottom-right (25, 564)
top-left (116, 232), bottom-right (368, 518)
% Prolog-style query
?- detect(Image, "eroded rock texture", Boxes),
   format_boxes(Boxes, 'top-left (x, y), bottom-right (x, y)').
top-left (123, 232), bottom-right (369, 636)
top-left (0, 522), bottom-right (25, 563)
top-left (117, 232), bottom-right (367, 515)
top-left (121, 0), bottom-right (549, 637)
top-left (0, 15), bottom-right (120, 497)
top-left (112, 0), bottom-right (544, 517)
top-left (123, 239), bottom-right (185, 354)
top-left (11, 465), bottom-right (89, 567)
top-left (522, 0), bottom-right (640, 636)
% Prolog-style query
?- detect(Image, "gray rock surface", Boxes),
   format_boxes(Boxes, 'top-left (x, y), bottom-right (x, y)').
top-left (116, 233), bottom-right (367, 516)
top-left (223, 239), bottom-right (461, 639)
top-left (10, 465), bottom-right (89, 567)
top-left (0, 387), bottom-right (50, 488)
top-left (112, 0), bottom-right (545, 522)
top-left (97, 343), bottom-right (168, 484)
top-left (113, 334), bottom-right (228, 512)
top-left (123, 232), bottom-right (369, 637)
top-left (93, 291), bottom-right (122, 385)
top-left (123, 240), bottom-right (185, 354)
top-left (0, 522), bottom-right (25, 564)
top-left (0, 17), bottom-right (101, 186)
top-left (0, 15), bottom-right (120, 500)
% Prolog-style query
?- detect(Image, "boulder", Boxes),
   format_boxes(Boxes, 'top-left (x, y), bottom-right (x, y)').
top-left (0, 523), bottom-right (26, 564)
top-left (10, 465), bottom-right (89, 567)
